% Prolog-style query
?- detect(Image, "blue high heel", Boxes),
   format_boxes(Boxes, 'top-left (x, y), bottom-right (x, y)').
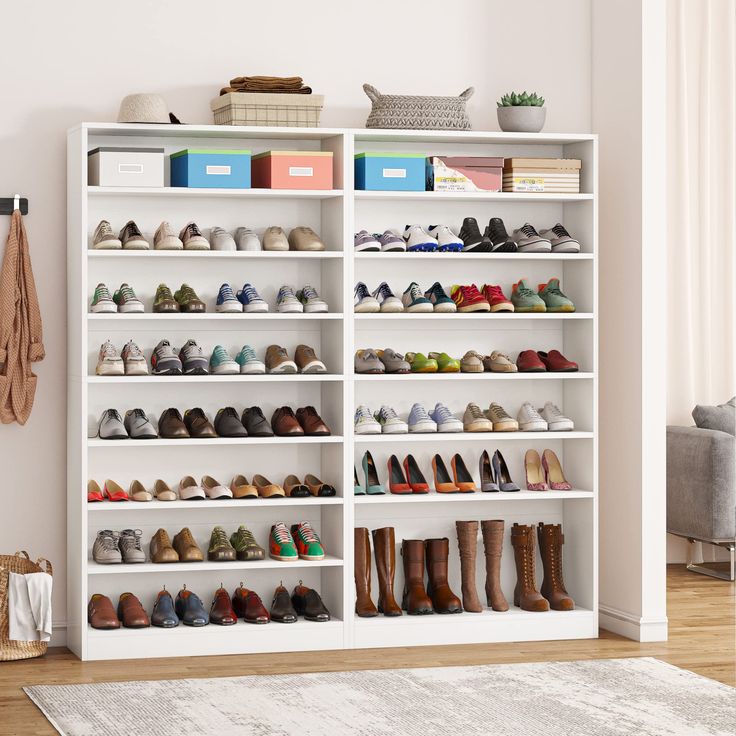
top-left (362, 451), bottom-right (385, 495)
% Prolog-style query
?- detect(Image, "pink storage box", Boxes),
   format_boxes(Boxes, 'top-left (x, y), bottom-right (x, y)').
top-left (427, 156), bottom-right (504, 192)
top-left (251, 150), bottom-right (333, 190)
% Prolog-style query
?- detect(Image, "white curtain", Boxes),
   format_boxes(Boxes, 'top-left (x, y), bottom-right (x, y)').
top-left (667, 0), bottom-right (736, 425)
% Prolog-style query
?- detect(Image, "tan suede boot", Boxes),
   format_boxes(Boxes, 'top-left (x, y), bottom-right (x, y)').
top-left (538, 523), bottom-right (575, 611)
top-left (511, 523), bottom-right (549, 612)
top-left (481, 519), bottom-right (509, 612)
top-left (455, 521), bottom-right (482, 612)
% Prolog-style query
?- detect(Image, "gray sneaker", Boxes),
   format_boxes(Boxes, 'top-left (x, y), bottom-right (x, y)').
top-left (210, 226), bottom-right (236, 251)
top-left (151, 339), bottom-right (182, 375)
top-left (178, 339), bottom-right (209, 375)
top-left (119, 529), bottom-right (146, 563)
top-left (511, 223), bottom-right (552, 253)
top-left (378, 348), bottom-right (411, 374)
top-left (355, 349), bottom-right (384, 374)
top-left (98, 409), bottom-right (128, 439)
top-left (92, 220), bottom-right (121, 250)
top-left (92, 530), bottom-right (122, 564)
top-left (124, 409), bottom-right (158, 439)
top-left (235, 226), bottom-right (261, 251)
top-left (378, 230), bottom-right (406, 252)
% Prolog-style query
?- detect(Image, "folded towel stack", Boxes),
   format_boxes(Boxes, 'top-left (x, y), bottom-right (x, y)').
top-left (220, 76), bottom-right (313, 96)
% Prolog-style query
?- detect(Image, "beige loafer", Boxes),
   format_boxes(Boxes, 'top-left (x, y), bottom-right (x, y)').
top-left (129, 480), bottom-right (153, 502)
top-left (253, 474), bottom-right (286, 498)
top-left (153, 479), bottom-right (176, 501)
top-left (230, 474), bottom-right (258, 499)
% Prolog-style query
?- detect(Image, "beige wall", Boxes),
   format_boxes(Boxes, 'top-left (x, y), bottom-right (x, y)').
top-left (0, 0), bottom-right (592, 634)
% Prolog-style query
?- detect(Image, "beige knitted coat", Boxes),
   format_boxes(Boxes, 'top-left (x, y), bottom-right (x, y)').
top-left (0, 210), bottom-right (45, 424)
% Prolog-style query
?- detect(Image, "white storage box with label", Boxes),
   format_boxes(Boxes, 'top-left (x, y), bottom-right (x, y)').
top-left (87, 147), bottom-right (165, 187)
top-left (502, 158), bottom-right (581, 193)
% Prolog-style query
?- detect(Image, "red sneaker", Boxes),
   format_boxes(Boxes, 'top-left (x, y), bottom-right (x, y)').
top-left (481, 284), bottom-right (514, 312)
top-left (538, 350), bottom-right (579, 372)
top-left (516, 349), bottom-right (547, 372)
top-left (450, 284), bottom-right (490, 312)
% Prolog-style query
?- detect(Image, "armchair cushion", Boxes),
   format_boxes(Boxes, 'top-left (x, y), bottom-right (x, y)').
top-left (667, 425), bottom-right (735, 541)
top-left (692, 396), bottom-right (735, 436)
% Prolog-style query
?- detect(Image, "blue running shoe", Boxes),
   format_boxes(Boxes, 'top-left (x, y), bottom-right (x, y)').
top-left (216, 283), bottom-right (241, 313)
top-left (237, 283), bottom-right (268, 313)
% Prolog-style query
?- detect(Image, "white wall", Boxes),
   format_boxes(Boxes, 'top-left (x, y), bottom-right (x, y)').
top-left (0, 0), bottom-right (592, 640)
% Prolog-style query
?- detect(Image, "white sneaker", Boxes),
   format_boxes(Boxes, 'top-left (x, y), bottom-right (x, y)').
top-left (372, 282), bottom-right (404, 313)
top-left (539, 402), bottom-right (574, 431)
top-left (354, 282), bottom-right (380, 313)
top-left (153, 221), bottom-right (183, 250)
top-left (429, 403), bottom-right (464, 433)
top-left (262, 226), bottom-right (288, 251)
top-left (121, 340), bottom-right (148, 375)
top-left (375, 406), bottom-right (408, 434)
top-left (235, 227), bottom-right (261, 251)
top-left (403, 224), bottom-right (438, 252)
top-left (92, 220), bottom-right (121, 250)
top-left (297, 285), bottom-right (328, 313)
top-left (511, 224), bottom-right (551, 253)
top-left (355, 405), bottom-right (382, 435)
top-left (179, 222), bottom-right (210, 250)
top-left (517, 402), bottom-right (548, 431)
top-left (485, 402), bottom-right (519, 432)
top-left (428, 225), bottom-right (463, 252)
top-left (539, 224), bottom-right (580, 253)
top-left (96, 340), bottom-right (124, 376)
top-left (276, 285), bottom-right (303, 313)
top-left (408, 403), bottom-right (437, 433)
top-left (210, 226), bottom-right (236, 251)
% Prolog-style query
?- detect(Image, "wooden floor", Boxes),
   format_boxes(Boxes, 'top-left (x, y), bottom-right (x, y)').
top-left (2, 565), bottom-right (733, 735)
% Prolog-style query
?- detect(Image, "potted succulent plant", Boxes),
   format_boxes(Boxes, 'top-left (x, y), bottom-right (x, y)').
top-left (496, 91), bottom-right (546, 133)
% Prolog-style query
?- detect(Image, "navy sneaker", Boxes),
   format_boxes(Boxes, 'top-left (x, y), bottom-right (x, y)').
top-left (216, 283), bottom-right (241, 313)
top-left (236, 283), bottom-right (268, 313)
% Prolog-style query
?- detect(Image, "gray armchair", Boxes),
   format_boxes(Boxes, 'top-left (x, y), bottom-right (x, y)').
top-left (667, 425), bottom-right (735, 580)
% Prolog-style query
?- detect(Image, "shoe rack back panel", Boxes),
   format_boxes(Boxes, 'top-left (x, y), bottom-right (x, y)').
top-left (68, 124), bottom-right (597, 660)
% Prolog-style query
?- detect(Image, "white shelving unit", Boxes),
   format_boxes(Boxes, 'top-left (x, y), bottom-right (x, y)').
top-left (67, 123), bottom-right (597, 660)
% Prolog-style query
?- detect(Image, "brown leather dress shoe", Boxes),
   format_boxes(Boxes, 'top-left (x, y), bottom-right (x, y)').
top-left (117, 592), bottom-right (150, 628)
top-left (150, 528), bottom-right (179, 563)
top-left (232, 585), bottom-right (270, 624)
top-left (271, 406), bottom-right (304, 436)
top-left (88, 593), bottom-right (120, 629)
top-left (184, 407), bottom-right (217, 438)
top-left (158, 408), bottom-right (189, 439)
top-left (296, 406), bottom-right (331, 436)
top-left (210, 587), bottom-right (238, 625)
top-left (173, 527), bottom-right (204, 562)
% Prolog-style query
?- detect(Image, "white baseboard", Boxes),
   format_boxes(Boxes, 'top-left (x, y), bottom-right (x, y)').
top-left (50, 620), bottom-right (67, 648)
top-left (599, 605), bottom-right (668, 642)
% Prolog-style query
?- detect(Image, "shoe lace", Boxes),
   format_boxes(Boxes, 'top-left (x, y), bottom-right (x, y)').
top-left (157, 340), bottom-right (174, 356)
top-left (211, 527), bottom-right (229, 546)
top-left (272, 524), bottom-right (292, 544)
top-left (408, 282), bottom-right (423, 300)
top-left (373, 282), bottom-right (394, 300)
top-left (521, 402), bottom-right (541, 419)
top-left (545, 403), bottom-right (563, 417)
top-left (354, 282), bottom-right (371, 300)
top-left (240, 283), bottom-right (261, 302)
top-left (520, 224), bottom-right (539, 237)
top-left (278, 285), bottom-right (296, 301)
top-left (355, 406), bottom-right (373, 422)
top-left (130, 408), bottom-right (147, 421)
top-left (185, 222), bottom-right (203, 237)
top-left (95, 283), bottom-right (112, 300)
top-left (300, 284), bottom-right (319, 300)
top-left (378, 406), bottom-right (398, 421)
top-left (490, 403), bottom-right (511, 420)
top-left (97, 530), bottom-right (119, 551)
top-left (180, 284), bottom-right (199, 300)
top-left (212, 345), bottom-right (230, 362)
top-left (411, 403), bottom-right (430, 420)
top-left (183, 340), bottom-right (202, 356)
top-left (425, 282), bottom-right (445, 299)
top-left (465, 350), bottom-right (484, 360)
top-left (515, 282), bottom-right (536, 298)
top-left (101, 341), bottom-right (117, 359)
top-left (156, 284), bottom-right (174, 300)
top-left (433, 404), bottom-right (453, 421)
top-left (467, 403), bottom-right (484, 419)
top-left (124, 221), bottom-right (142, 237)
top-left (97, 220), bottom-right (114, 237)
top-left (486, 284), bottom-right (505, 299)
top-left (488, 219), bottom-right (507, 238)
top-left (219, 283), bottom-right (236, 301)
top-left (219, 406), bottom-right (238, 419)
top-left (120, 530), bottom-right (143, 551)
top-left (119, 284), bottom-right (137, 302)
top-left (464, 284), bottom-right (482, 298)
top-left (551, 224), bottom-right (570, 238)
top-left (124, 341), bottom-right (143, 358)
top-left (238, 345), bottom-right (257, 362)
top-left (236, 527), bottom-right (257, 545)
top-left (296, 522), bottom-right (319, 544)
top-left (543, 282), bottom-right (565, 297)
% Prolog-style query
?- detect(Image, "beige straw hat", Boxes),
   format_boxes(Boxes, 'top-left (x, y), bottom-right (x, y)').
top-left (117, 93), bottom-right (180, 124)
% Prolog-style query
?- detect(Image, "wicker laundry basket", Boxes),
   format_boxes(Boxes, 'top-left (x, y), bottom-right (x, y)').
top-left (0, 551), bottom-right (52, 660)
top-left (212, 93), bottom-right (325, 127)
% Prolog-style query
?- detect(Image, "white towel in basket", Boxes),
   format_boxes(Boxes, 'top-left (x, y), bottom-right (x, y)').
top-left (8, 571), bottom-right (52, 642)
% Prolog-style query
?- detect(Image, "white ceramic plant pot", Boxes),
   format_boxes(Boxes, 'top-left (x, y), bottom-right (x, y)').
top-left (497, 106), bottom-right (547, 133)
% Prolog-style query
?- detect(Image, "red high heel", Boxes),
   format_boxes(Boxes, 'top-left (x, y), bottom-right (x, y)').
top-left (387, 455), bottom-right (412, 494)
top-left (403, 454), bottom-right (430, 494)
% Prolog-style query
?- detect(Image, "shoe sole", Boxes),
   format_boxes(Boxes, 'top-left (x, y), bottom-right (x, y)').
top-left (381, 425), bottom-right (408, 434)
top-left (354, 304), bottom-right (380, 313)
top-left (458, 304), bottom-right (490, 312)
top-left (183, 366), bottom-right (209, 375)
top-left (270, 554), bottom-right (299, 561)
top-left (381, 244), bottom-right (406, 252)
top-left (514, 306), bottom-right (547, 312)
top-left (241, 304), bottom-right (269, 313)
top-left (490, 243), bottom-right (517, 252)
top-left (299, 361), bottom-right (327, 374)
top-left (432, 303), bottom-right (457, 313)
top-left (464, 423), bottom-right (494, 432)
top-left (461, 365), bottom-right (484, 372)
top-left (547, 421), bottom-right (575, 431)
top-left (436, 425), bottom-right (464, 433)
top-left (92, 241), bottom-right (121, 249)
top-left (90, 304), bottom-right (117, 313)
top-left (96, 363), bottom-right (124, 375)
top-left (462, 242), bottom-right (490, 252)
top-left (354, 242), bottom-right (380, 251)
top-left (153, 367), bottom-right (182, 375)
top-left (298, 553), bottom-right (325, 561)
top-left (489, 303), bottom-right (514, 312)
top-left (268, 363), bottom-right (298, 374)
top-left (122, 241), bottom-right (149, 250)
top-left (216, 304), bottom-right (243, 313)
top-left (438, 244), bottom-right (463, 252)
top-left (211, 364), bottom-right (240, 375)
top-left (516, 242), bottom-right (552, 253)
top-left (117, 303), bottom-right (144, 313)
top-left (407, 243), bottom-right (438, 252)
top-left (277, 305), bottom-right (304, 313)
top-left (124, 364), bottom-right (149, 376)
top-left (355, 425), bottom-right (382, 434)
top-left (518, 422), bottom-right (547, 431)
top-left (303, 304), bottom-right (329, 313)
top-left (488, 365), bottom-right (517, 373)
top-left (550, 241), bottom-right (580, 253)
top-left (379, 304), bottom-right (404, 313)
top-left (492, 421), bottom-right (519, 432)
top-left (545, 305), bottom-right (576, 312)
top-left (408, 423), bottom-right (437, 433)
top-left (406, 304), bottom-right (434, 313)
top-left (183, 242), bottom-right (210, 250)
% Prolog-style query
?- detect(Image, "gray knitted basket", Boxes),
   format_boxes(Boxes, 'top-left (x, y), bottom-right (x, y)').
top-left (363, 84), bottom-right (473, 130)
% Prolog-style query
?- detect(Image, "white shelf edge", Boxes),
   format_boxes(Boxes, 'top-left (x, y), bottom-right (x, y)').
top-left (86, 374), bottom-right (344, 384)
top-left (354, 191), bottom-right (593, 202)
top-left (353, 372), bottom-right (594, 381)
top-left (354, 431), bottom-right (593, 443)
top-left (353, 313), bottom-right (594, 321)
top-left (87, 313), bottom-right (343, 321)
top-left (353, 606), bottom-right (595, 626)
top-left (354, 490), bottom-right (593, 504)
top-left (88, 497), bottom-right (344, 511)
top-left (87, 436), bottom-right (344, 448)
top-left (87, 186), bottom-right (343, 199)
top-left (88, 250), bottom-right (344, 259)
top-left (354, 253), bottom-right (594, 261)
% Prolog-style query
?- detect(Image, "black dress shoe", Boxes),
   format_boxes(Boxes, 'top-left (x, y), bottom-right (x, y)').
top-left (215, 407), bottom-right (248, 438)
top-left (291, 583), bottom-right (330, 622)
top-left (151, 589), bottom-right (179, 628)
top-left (242, 406), bottom-right (275, 437)
top-left (270, 584), bottom-right (297, 623)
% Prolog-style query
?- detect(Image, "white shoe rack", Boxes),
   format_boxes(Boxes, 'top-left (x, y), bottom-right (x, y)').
top-left (67, 123), bottom-right (597, 660)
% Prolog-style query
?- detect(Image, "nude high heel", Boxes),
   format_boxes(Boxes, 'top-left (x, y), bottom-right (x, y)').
top-left (542, 449), bottom-right (572, 490)
top-left (524, 449), bottom-right (548, 491)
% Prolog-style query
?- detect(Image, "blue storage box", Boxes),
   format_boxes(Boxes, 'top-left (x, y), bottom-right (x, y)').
top-left (170, 149), bottom-right (251, 188)
top-left (354, 152), bottom-right (426, 191)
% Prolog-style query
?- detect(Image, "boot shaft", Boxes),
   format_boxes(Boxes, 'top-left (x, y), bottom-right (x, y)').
top-left (537, 522), bottom-right (566, 590)
top-left (424, 537), bottom-right (451, 587)
top-left (401, 538), bottom-right (426, 583)
top-left (481, 519), bottom-right (505, 557)
top-left (511, 522), bottom-right (537, 588)
top-left (455, 520), bottom-right (479, 559)
top-left (354, 527), bottom-right (372, 584)
top-left (372, 526), bottom-right (396, 574)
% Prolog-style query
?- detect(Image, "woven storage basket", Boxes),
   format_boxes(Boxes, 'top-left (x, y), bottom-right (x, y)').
top-left (211, 93), bottom-right (324, 127)
top-left (0, 551), bottom-right (52, 660)
top-left (363, 84), bottom-right (474, 130)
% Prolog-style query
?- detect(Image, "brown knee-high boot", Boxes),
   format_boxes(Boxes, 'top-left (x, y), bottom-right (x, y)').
top-left (354, 527), bottom-right (378, 617)
top-left (371, 527), bottom-right (402, 616)
top-left (455, 521), bottom-right (482, 612)
top-left (425, 538), bottom-right (463, 614)
top-left (401, 539), bottom-right (433, 614)
top-left (481, 520), bottom-right (509, 612)
top-left (510, 523), bottom-right (549, 612)
top-left (537, 523), bottom-right (575, 611)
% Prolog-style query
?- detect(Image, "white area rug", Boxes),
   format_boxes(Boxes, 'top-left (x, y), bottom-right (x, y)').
top-left (25, 657), bottom-right (735, 736)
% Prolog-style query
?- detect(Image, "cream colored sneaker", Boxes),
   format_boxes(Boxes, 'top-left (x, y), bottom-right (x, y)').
top-left (153, 221), bottom-right (183, 250)
top-left (484, 350), bottom-right (518, 373)
top-left (485, 402), bottom-right (519, 432)
top-left (288, 226), bottom-right (325, 251)
top-left (460, 350), bottom-right (484, 373)
top-left (263, 226), bottom-right (289, 251)
top-left (463, 402), bottom-right (494, 432)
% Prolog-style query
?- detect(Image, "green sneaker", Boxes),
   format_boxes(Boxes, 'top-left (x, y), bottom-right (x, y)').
top-left (174, 283), bottom-right (206, 313)
top-left (511, 279), bottom-right (546, 312)
top-left (112, 283), bottom-right (144, 313)
top-left (538, 278), bottom-right (575, 312)
top-left (269, 523), bottom-right (298, 561)
top-left (230, 525), bottom-right (265, 561)
top-left (209, 345), bottom-right (239, 375)
top-left (406, 352), bottom-right (438, 373)
top-left (90, 283), bottom-right (116, 313)
top-left (153, 283), bottom-right (179, 313)
top-left (428, 351), bottom-right (461, 372)
top-left (290, 521), bottom-right (325, 560)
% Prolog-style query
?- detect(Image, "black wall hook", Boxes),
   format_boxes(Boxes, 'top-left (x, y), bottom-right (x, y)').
top-left (0, 198), bottom-right (28, 215)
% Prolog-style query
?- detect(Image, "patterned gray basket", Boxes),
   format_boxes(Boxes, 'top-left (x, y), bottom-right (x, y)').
top-left (363, 84), bottom-right (473, 130)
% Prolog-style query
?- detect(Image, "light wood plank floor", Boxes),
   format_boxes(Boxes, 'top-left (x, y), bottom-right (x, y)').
top-left (2, 565), bottom-right (733, 735)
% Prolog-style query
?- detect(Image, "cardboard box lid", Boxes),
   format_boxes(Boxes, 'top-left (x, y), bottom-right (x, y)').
top-left (504, 157), bottom-right (581, 170)
top-left (430, 156), bottom-right (504, 168)
top-left (88, 147), bottom-right (165, 156)
top-left (171, 149), bottom-right (251, 158)
top-left (252, 150), bottom-right (333, 159)
top-left (354, 152), bottom-right (426, 159)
